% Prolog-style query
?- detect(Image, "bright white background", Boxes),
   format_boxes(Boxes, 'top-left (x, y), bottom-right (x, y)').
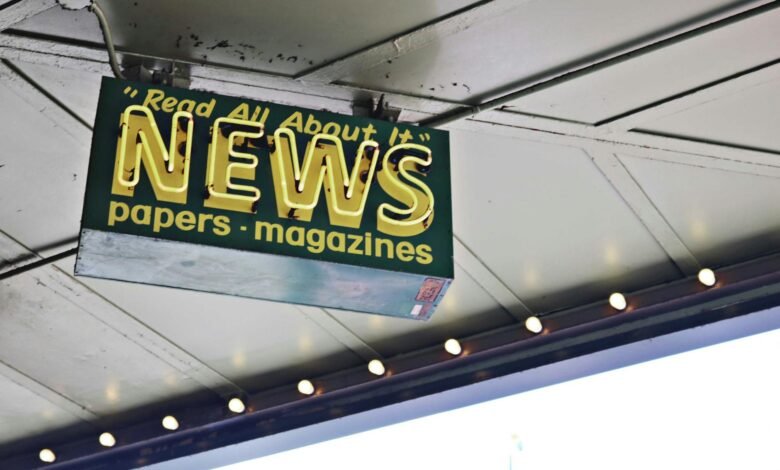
top-left (220, 327), bottom-right (780, 470)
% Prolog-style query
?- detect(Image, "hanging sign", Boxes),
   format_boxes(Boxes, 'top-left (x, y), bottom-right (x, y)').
top-left (75, 77), bottom-right (453, 319)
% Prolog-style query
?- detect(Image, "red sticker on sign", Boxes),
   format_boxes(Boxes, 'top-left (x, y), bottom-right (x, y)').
top-left (416, 278), bottom-right (445, 302)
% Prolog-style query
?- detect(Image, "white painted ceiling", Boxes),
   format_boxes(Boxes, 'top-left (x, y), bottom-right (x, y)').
top-left (1, 0), bottom-right (779, 453)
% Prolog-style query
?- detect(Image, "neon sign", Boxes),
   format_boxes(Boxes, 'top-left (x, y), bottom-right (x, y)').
top-left (76, 78), bottom-right (453, 319)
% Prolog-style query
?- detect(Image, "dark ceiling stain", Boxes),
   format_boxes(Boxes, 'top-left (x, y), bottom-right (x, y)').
top-left (207, 40), bottom-right (231, 50)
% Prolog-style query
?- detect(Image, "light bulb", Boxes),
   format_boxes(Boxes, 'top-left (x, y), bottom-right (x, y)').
top-left (525, 316), bottom-right (543, 334)
top-left (698, 268), bottom-right (716, 287)
top-left (228, 398), bottom-right (246, 414)
top-left (609, 292), bottom-right (627, 311)
top-left (99, 432), bottom-right (116, 448)
top-left (297, 379), bottom-right (315, 395)
top-left (39, 449), bottom-right (56, 463)
top-left (367, 359), bottom-right (386, 376)
top-left (444, 338), bottom-right (462, 356)
top-left (161, 415), bottom-right (179, 431)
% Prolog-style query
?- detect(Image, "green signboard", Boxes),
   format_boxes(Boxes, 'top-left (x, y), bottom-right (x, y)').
top-left (75, 77), bottom-right (453, 319)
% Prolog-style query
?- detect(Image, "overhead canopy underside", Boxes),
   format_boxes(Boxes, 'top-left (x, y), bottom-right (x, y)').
top-left (0, 0), bottom-right (779, 465)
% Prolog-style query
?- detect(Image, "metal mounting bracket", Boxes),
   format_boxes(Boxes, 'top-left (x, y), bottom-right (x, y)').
top-left (122, 60), bottom-right (191, 88)
top-left (352, 94), bottom-right (401, 122)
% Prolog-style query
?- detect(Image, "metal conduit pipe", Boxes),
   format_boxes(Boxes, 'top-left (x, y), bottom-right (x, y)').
top-left (0, 248), bottom-right (78, 282)
top-left (89, 0), bottom-right (125, 80)
top-left (419, 0), bottom-right (780, 128)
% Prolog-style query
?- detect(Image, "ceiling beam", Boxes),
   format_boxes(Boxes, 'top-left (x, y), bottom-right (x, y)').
top-left (296, 0), bottom-right (525, 83)
top-left (586, 150), bottom-right (701, 276)
top-left (0, 0), bottom-right (56, 31)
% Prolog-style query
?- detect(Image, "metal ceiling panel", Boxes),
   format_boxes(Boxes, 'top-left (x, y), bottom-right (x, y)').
top-left (0, 81), bottom-right (86, 252)
top-left (0, 374), bottom-right (81, 444)
top-left (70, 272), bottom-right (366, 391)
top-left (449, 130), bottom-right (681, 312)
top-left (637, 79), bottom-right (780, 152)
top-left (12, 60), bottom-right (101, 125)
top-left (327, 264), bottom-right (514, 357)
top-left (341, 0), bottom-right (751, 103)
top-left (618, 154), bottom-right (780, 268)
top-left (13, 0), bottom-right (479, 76)
top-left (0, 265), bottom-right (204, 415)
top-left (10, 7), bottom-right (102, 42)
top-left (506, 4), bottom-right (780, 123)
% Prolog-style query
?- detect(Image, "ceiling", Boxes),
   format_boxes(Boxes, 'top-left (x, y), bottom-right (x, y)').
top-left (1, 0), bottom-right (779, 465)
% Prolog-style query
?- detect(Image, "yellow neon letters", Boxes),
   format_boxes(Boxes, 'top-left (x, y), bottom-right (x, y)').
top-left (376, 144), bottom-right (435, 237)
top-left (205, 118), bottom-right (264, 214)
top-left (111, 105), bottom-right (193, 204)
top-left (269, 128), bottom-right (379, 228)
top-left (111, 105), bottom-right (437, 236)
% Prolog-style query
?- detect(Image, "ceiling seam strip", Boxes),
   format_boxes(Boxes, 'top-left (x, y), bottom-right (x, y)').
top-left (295, 0), bottom-right (528, 83)
top-left (595, 57), bottom-right (780, 133)
top-left (418, 0), bottom-right (779, 127)
top-left (50, 265), bottom-right (248, 398)
top-left (1, 58), bottom-right (92, 129)
top-left (296, 306), bottom-right (383, 362)
top-left (0, 59), bottom-right (90, 144)
top-left (0, 0), bottom-right (56, 31)
top-left (0, 359), bottom-right (99, 422)
top-left (468, 111), bottom-right (780, 178)
top-left (453, 237), bottom-right (535, 321)
top-left (585, 149), bottom-right (701, 277)
top-left (2, 32), bottom-right (779, 174)
top-left (0, 231), bottom-right (247, 399)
